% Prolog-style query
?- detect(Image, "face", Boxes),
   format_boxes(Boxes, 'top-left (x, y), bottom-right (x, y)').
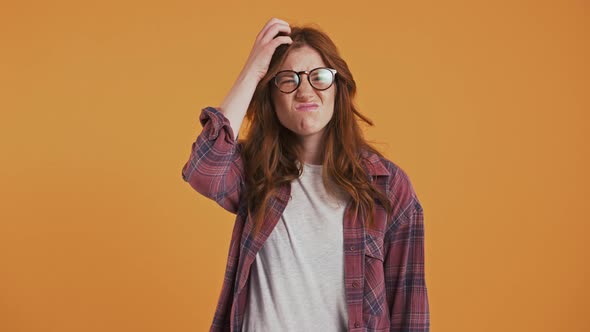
top-left (271, 45), bottom-right (336, 141)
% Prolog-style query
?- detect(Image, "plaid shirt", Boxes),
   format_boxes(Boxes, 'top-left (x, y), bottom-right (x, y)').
top-left (182, 107), bottom-right (430, 332)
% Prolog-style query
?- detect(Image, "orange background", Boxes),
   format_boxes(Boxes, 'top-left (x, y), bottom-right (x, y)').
top-left (1, 0), bottom-right (588, 331)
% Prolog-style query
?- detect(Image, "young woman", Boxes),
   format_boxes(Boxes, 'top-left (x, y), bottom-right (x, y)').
top-left (182, 17), bottom-right (430, 332)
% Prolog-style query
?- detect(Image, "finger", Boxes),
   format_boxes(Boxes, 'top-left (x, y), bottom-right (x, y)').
top-left (261, 22), bottom-right (291, 45)
top-left (266, 17), bottom-right (289, 28)
top-left (268, 36), bottom-right (293, 50)
top-left (256, 18), bottom-right (289, 43)
top-left (258, 22), bottom-right (289, 45)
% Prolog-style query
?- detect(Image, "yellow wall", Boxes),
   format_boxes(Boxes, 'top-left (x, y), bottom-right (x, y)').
top-left (1, 0), bottom-right (588, 331)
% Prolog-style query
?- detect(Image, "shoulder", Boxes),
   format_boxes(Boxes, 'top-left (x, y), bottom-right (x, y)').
top-left (361, 148), bottom-right (421, 218)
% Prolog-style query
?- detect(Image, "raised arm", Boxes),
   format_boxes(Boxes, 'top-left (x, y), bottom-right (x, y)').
top-left (220, 17), bottom-right (293, 141)
top-left (181, 18), bottom-right (293, 214)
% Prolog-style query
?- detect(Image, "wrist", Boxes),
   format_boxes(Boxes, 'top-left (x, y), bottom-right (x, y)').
top-left (237, 68), bottom-right (264, 87)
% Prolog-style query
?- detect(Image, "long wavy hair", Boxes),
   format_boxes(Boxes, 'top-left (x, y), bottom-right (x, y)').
top-left (240, 25), bottom-right (393, 238)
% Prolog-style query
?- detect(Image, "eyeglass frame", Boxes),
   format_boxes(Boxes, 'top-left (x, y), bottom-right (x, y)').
top-left (272, 67), bottom-right (338, 94)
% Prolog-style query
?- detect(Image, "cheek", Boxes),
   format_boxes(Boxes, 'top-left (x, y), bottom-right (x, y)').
top-left (272, 93), bottom-right (291, 112)
top-left (324, 91), bottom-right (336, 111)
top-left (323, 88), bottom-right (336, 104)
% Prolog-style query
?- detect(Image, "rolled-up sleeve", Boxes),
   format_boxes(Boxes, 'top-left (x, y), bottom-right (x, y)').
top-left (383, 198), bottom-right (430, 331)
top-left (181, 106), bottom-right (244, 214)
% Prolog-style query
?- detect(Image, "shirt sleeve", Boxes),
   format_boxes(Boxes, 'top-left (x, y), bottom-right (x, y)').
top-left (181, 106), bottom-right (244, 214)
top-left (383, 198), bottom-right (430, 331)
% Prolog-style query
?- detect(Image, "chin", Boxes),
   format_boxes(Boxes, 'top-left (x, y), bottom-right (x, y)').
top-left (293, 126), bottom-right (326, 137)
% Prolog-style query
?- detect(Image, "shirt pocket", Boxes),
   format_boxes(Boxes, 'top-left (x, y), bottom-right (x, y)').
top-left (363, 232), bottom-right (387, 316)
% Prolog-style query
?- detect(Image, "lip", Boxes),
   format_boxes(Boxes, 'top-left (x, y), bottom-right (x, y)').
top-left (295, 103), bottom-right (319, 112)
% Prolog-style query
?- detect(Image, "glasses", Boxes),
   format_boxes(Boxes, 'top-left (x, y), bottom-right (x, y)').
top-left (273, 67), bottom-right (337, 94)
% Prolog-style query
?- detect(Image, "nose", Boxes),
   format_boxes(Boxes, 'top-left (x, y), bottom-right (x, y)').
top-left (295, 75), bottom-right (315, 99)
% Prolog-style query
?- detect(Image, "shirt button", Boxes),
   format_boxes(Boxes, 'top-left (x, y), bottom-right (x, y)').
top-left (348, 246), bottom-right (354, 251)
top-left (352, 281), bottom-right (360, 288)
top-left (354, 322), bottom-right (360, 328)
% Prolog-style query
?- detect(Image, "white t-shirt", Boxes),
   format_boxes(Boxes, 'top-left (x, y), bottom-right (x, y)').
top-left (242, 162), bottom-right (351, 331)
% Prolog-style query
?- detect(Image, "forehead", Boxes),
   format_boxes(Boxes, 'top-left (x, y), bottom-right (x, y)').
top-left (281, 45), bottom-right (326, 71)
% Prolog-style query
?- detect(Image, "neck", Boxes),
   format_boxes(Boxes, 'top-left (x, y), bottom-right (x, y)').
top-left (297, 130), bottom-right (324, 165)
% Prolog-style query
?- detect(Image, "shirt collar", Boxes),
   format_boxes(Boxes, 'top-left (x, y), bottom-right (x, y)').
top-left (293, 150), bottom-right (390, 176)
top-left (361, 150), bottom-right (390, 176)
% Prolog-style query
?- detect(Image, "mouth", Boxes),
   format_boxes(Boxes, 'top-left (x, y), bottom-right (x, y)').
top-left (295, 103), bottom-right (319, 112)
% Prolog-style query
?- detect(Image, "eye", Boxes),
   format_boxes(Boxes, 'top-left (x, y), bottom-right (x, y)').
top-left (311, 69), bottom-right (330, 82)
top-left (276, 73), bottom-right (299, 84)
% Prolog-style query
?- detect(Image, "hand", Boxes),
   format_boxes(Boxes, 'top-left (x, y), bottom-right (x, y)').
top-left (240, 18), bottom-right (293, 83)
